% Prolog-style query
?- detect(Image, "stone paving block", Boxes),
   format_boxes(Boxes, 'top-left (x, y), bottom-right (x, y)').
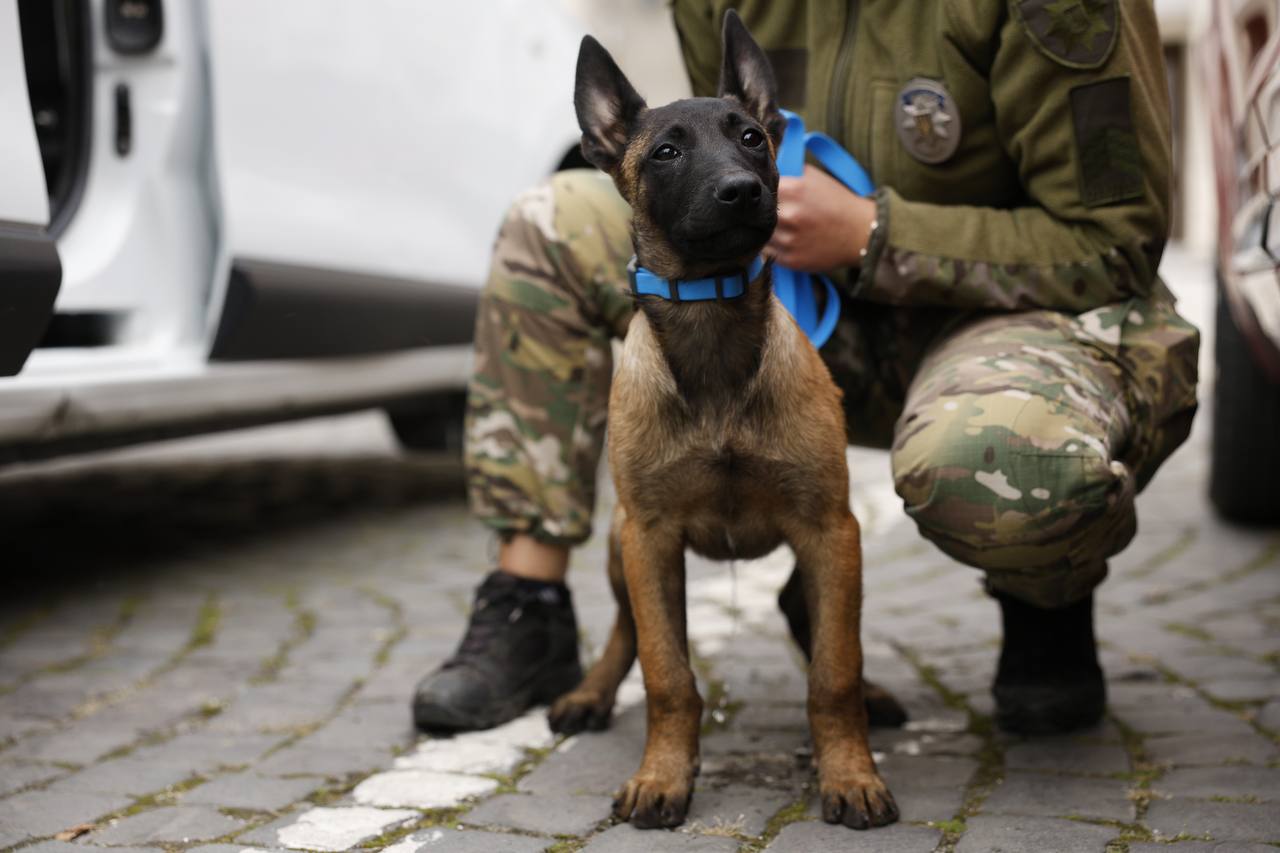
top-left (1155, 765), bottom-right (1280, 800)
top-left (1128, 843), bottom-right (1279, 853)
top-left (380, 827), bottom-right (550, 852)
top-left (44, 756), bottom-right (196, 796)
top-left (394, 736), bottom-right (524, 775)
top-left (0, 712), bottom-right (54, 743)
top-left (305, 701), bottom-right (416, 752)
top-left (464, 792), bottom-right (612, 837)
top-left (684, 783), bottom-right (794, 837)
top-left (3, 725), bottom-right (140, 765)
top-left (351, 769), bottom-right (498, 809)
top-left (240, 805), bottom-right (418, 851)
top-left (18, 842), bottom-right (160, 853)
top-left (1111, 701), bottom-right (1256, 736)
top-left (1258, 698), bottom-right (1280, 732)
top-left (878, 755), bottom-right (977, 792)
top-left (0, 762), bottom-right (62, 796)
top-left (205, 682), bottom-right (352, 734)
top-left (254, 744), bottom-right (387, 778)
top-left (731, 703), bottom-right (808, 731)
top-left (1003, 738), bottom-right (1129, 776)
top-left (954, 814), bottom-right (1116, 852)
top-left (519, 728), bottom-right (644, 797)
top-left (1167, 652), bottom-right (1277, 684)
top-left (0, 789), bottom-right (131, 839)
top-left (982, 772), bottom-right (1133, 822)
top-left (130, 731), bottom-right (281, 772)
top-left (893, 785), bottom-right (966, 823)
top-left (1201, 678), bottom-right (1279, 703)
top-left (1145, 732), bottom-right (1278, 767)
top-left (394, 710), bottom-right (556, 776)
top-left (90, 806), bottom-right (247, 845)
top-left (1146, 797), bottom-right (1280, 842)
top-left (187, 847), bottom-right (282, 853)
top-left (181, 771), bottom-right (322, 811)
top-left (767, 821), bottom-right (941, 852)
top-left (1107, 682), bottom-right (1201, 710)
top-left (581, 824), bottom-right (740, 852)
top-left (701, 725), bottom-right (807, 756)
top-left (871, 728), bottom-right (984, 758)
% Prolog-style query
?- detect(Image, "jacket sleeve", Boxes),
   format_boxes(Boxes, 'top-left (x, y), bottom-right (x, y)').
top-left (670, 0), bottom-right (721, 98)
top-left (855, 2), bottom-right (1173, 312)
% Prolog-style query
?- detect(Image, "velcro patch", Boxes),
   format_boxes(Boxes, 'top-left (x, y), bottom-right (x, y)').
top-left (1070, 77), bottom-right (1143, 208)
top-left (1014, 0), bottom-right (1118, 69)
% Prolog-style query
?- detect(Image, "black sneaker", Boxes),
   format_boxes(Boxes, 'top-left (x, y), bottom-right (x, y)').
top-left (412, 570), bottom-right (583, 732)
top-left (991, 589), bottom-right (1106, 735)
top-left (778, 565), bottom-right (908, 727)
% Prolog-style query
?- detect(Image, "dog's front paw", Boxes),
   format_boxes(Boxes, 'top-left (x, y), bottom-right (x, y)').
top-left (613, 772), bottom-right (693, 829)
top-left (547, 688), bottom-right (614, 735)
top-left (818, 772), bottom-right (899, 830)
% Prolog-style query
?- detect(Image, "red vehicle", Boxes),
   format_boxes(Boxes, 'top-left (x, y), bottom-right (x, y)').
top-left (1205, 0), bottom-right (1280, 524)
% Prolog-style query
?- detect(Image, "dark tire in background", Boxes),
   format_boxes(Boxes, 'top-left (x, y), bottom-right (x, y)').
top-left (1210, 289), bottom-right (1280, 525)
top-left (387, 391), bottom-right (467, 455)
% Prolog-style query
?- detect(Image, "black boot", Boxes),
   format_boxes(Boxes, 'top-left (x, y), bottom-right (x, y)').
top-left (412, 570), bottom-right (583, 732)
top-left (778, 565), bottom-right (908, 728)
top-left (992, 589), bottom-right (1105, 735)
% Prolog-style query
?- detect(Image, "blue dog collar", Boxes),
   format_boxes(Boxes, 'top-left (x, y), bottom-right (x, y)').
top-left (628, 256), bottom-right (765, 303)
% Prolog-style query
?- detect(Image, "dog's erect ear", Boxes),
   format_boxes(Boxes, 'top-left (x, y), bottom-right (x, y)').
top-left (717, 10), bottom-right (785, 145)
top-left (575, 36), bottom-right (647, 174)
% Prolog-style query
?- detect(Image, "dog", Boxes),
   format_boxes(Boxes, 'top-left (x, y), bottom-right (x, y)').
top-left (546, 11), bottom-right (899, 832)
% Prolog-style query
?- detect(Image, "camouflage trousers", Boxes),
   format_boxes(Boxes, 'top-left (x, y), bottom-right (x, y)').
top-left (466, 170), bottom-right (1200, 607)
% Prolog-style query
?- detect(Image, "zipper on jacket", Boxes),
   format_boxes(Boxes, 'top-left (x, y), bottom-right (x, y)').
top-left (826, 0), bottom-right (860, 141)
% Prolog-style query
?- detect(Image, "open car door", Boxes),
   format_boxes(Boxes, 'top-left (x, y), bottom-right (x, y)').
top-left (0, 0), bottom-right (61, 376)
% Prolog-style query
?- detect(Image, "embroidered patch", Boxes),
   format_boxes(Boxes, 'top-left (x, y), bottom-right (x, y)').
top-left (1015, 0), bottom-right (1119, 69)
top-left (895, 78), bottom-right (962, 165)
top-left (1070, 77), bottom-right (1143, 208)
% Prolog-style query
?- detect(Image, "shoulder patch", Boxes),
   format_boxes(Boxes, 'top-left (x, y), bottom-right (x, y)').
top-left (1013, 0), bottom-right (1118, 69)
top-left (1070, 77), bottom-right (1143, 207)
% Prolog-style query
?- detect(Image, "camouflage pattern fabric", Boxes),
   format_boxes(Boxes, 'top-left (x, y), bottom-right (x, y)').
top-left (466, 170), bottom-right (1200, 606)
top-left (465, 171), bottom-right (633, 545)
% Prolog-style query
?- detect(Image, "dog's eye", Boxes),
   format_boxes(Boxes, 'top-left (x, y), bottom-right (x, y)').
top-left (652, 144), bottom-right (680, 162)
top-left (741, 128), bottom-right (764, 148)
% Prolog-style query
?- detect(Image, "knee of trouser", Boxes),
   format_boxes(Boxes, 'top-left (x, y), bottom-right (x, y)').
top-left (492, 169), bottom-right (626, 269)
top-left (891, 398), bottom-right (1137, 574)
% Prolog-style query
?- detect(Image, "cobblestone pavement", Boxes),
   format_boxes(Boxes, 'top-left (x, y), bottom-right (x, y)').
top-left (1, 248), bottom-right (1277, 852)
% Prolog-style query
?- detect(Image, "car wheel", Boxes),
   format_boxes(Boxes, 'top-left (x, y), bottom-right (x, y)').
top-left (387, 391), bottom-right (466, 455)
top-left (1209, 289), bottom-right (1280, 524)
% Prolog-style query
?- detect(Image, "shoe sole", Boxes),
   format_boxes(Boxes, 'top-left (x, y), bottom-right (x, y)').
top-left (413, 661), bottom-right (582, 732)
top-left (993, 683), bottom-right (1106, 735)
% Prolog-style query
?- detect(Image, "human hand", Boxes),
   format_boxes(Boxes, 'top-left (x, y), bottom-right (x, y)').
top-left (767, 165), bottom-right (877, 272)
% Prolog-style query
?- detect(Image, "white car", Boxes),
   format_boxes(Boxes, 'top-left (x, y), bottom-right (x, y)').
top-left (0, 0), bottom-right (684, 464)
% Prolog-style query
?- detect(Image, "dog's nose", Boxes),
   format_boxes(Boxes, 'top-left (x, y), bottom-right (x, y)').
top-left (714, 175), bottom-right (763, 210)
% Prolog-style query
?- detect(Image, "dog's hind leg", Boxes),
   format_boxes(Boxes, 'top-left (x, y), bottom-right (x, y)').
top-left (548, 505), bottom-right (637, 734)
top-left (778, 566), bottom-right (908, 727)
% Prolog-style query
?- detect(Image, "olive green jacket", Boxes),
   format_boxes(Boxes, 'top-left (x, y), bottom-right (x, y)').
top-left (670, 0), bottom-right (1173, 313)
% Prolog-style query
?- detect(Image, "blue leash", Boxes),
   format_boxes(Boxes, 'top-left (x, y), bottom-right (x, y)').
top-left (773, 108), bottom-right (874, 348)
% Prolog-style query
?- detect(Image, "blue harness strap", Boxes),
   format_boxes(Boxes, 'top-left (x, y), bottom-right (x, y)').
top-left (773, 108), bottom-right (875, 349)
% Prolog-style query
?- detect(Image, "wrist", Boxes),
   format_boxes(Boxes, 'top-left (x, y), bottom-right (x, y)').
top-left (847, 195), bottom-right (878, 267)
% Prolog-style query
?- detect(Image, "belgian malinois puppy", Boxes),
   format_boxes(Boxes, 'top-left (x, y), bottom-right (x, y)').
top-left (548, 11), bottom-right (899, 832)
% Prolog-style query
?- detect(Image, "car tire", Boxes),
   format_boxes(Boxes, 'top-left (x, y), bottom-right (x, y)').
top-left (387, 391), bottom-right (467, 455)
top-left (1209, 288), bottom-right (1280, 524)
